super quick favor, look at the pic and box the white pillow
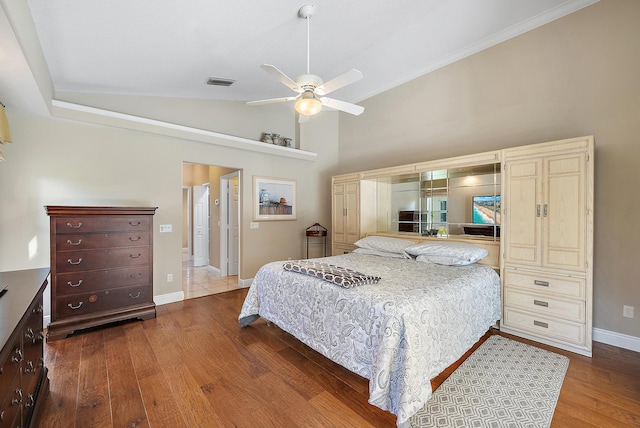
[354,236,417,254]
[405,241,488,265]
[352,247,410,258]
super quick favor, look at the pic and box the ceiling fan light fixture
[295,91,322,116]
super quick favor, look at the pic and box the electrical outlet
[167,273,173,283]
[623,305,634,319]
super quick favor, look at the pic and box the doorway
[182,163,242,299]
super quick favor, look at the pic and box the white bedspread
[238,253,501,426]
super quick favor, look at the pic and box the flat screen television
[472,195,501,225]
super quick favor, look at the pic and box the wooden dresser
[45,206,157,341]
[1,268,50,428]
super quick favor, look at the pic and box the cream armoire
[500,136,594,356]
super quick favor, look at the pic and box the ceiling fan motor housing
[296,73,323,91]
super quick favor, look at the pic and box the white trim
[239,278,253,288]
[593,328,640,353]
[154,291,185,306]
[51,100,318,161]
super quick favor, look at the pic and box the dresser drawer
[55,232,150,251]
[56,285,152,319]
[504,288,585,322]
[0,371,21,428]
[503,307,586,346]
[56,247,150,273]
[503,268,585,299]
[54,216,150,234]
[0,346,21,400]
[55,266,150,295]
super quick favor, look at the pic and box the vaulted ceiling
[1,1,597,116]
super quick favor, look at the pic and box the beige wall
[0,105,338,317]
[339,0,640,338]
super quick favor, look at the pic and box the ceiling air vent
[206,77,235,87]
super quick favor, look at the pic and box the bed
[238,236,501,426]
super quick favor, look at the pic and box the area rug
[410,335,569,428]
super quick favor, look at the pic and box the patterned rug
[410,335,569,428]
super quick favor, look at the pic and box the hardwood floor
[40,288,640,427]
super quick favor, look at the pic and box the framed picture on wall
[253,176,297,221]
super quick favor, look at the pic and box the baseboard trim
[593,328,640,353]
[154,291,185,306]
[238,278,253,288]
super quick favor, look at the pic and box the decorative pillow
[405,241,488,265]
[354,236,417,254]
[352,247,410,258]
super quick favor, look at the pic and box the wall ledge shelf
[51,100,318,161]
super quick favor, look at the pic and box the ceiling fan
[247,4,364,119]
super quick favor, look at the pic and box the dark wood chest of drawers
[46,206,157,341]
[1,268,50,428]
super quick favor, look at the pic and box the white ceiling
[2,0,596,114]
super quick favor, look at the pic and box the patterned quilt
[238,253,501,426]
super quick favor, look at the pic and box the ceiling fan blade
[246,96,297,106]
[315,69,363,96]
[320,97,365,116]
[261,64,302,93]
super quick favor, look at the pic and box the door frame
[220,170,241,277]
[182,185,192,259]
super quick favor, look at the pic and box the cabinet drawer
[55,266,150,295]
[55,232,150,251]
[504,288,585,322]
[0,346,21,400]
[503,268,585,299]
[503,307,585,346]
[0,370,21,428]
[56,247,150,273]
[54,216,150,234]
[56,285,152,319]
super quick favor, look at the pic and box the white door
[228,177,240,275]
[193,184,210,267]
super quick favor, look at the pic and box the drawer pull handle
[129,221,141,226]
[66,222,83,229]
[67,258,83,265]
[11,348,23,363]
[26,393,36,408]
[68,302,83,310]
[11,389,22,405]
[129,236,141,241]
[129,273,142,278]
[534,320,549,329]
[67,279,83,287]
[534,280,549,287]
[129,292,141,299]
[24,361,36,374]
[129,253,142,259]
[66,239,83,246]
[534,300,549,307]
